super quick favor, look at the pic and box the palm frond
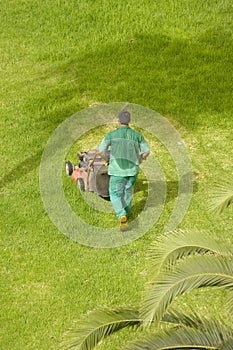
[208,180,233,215]
[221,337,233,350]
[226,291,233,313]
[162,310,233,337]
[60,307,141,350]
[162,308,208,328]
[147,230,232,277]
[128,319,233,350]
[141,255,233,327]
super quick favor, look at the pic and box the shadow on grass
[133,176,198,220]
[37,30,233,130]
[0,150,43,188]
[3,29,230,194]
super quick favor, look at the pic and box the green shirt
[99,126,150,176]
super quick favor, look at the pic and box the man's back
[97,110,150,229]
[99,125,149,176]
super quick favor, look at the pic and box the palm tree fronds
[221,336,233,350]
[141,255,233,327]
[208,181,233,215]
[162,308,207,328]
[162,310,233,339]
[226,292,233,313]
[61,307,141,350]
[128,319,233,350]
[147,230,232,277]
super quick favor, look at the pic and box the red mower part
[72,167,88,189]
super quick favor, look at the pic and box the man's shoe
[119,215,127,231]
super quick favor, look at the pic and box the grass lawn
[1,1,233,349]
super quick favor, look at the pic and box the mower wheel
[65,161,73,176]
[77,178,85,192]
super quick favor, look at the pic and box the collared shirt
[98,125,150,176]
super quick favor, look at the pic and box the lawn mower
[65,150,110,199]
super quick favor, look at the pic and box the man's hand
[96,150,109,162]
[140,151,150,162]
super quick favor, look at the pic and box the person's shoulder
[104,127,118,139]
[129,127,144,138]
[131,127,141,135]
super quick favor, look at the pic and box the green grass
[1,0,233,349]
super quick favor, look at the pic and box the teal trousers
[109,175,137,220]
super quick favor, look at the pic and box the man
[98,110,150,231]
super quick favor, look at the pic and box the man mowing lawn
[97,110,150,231]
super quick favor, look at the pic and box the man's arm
[95,150,109,162]
[97,134,111,162]
[139,136,150,162]
[140,150,150,162]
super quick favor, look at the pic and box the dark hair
[118,110,130,124]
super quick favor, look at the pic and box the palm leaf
[141,255,233,326]
[128,318,233,350]
[162,308,209,329]
[208,180,233,215]
[226,291,233,312]
[147,230,232,276]
[162,310,233,338]
[221,337,233,350]
[60,307,141,350]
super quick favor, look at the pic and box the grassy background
[1,1,233,349]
